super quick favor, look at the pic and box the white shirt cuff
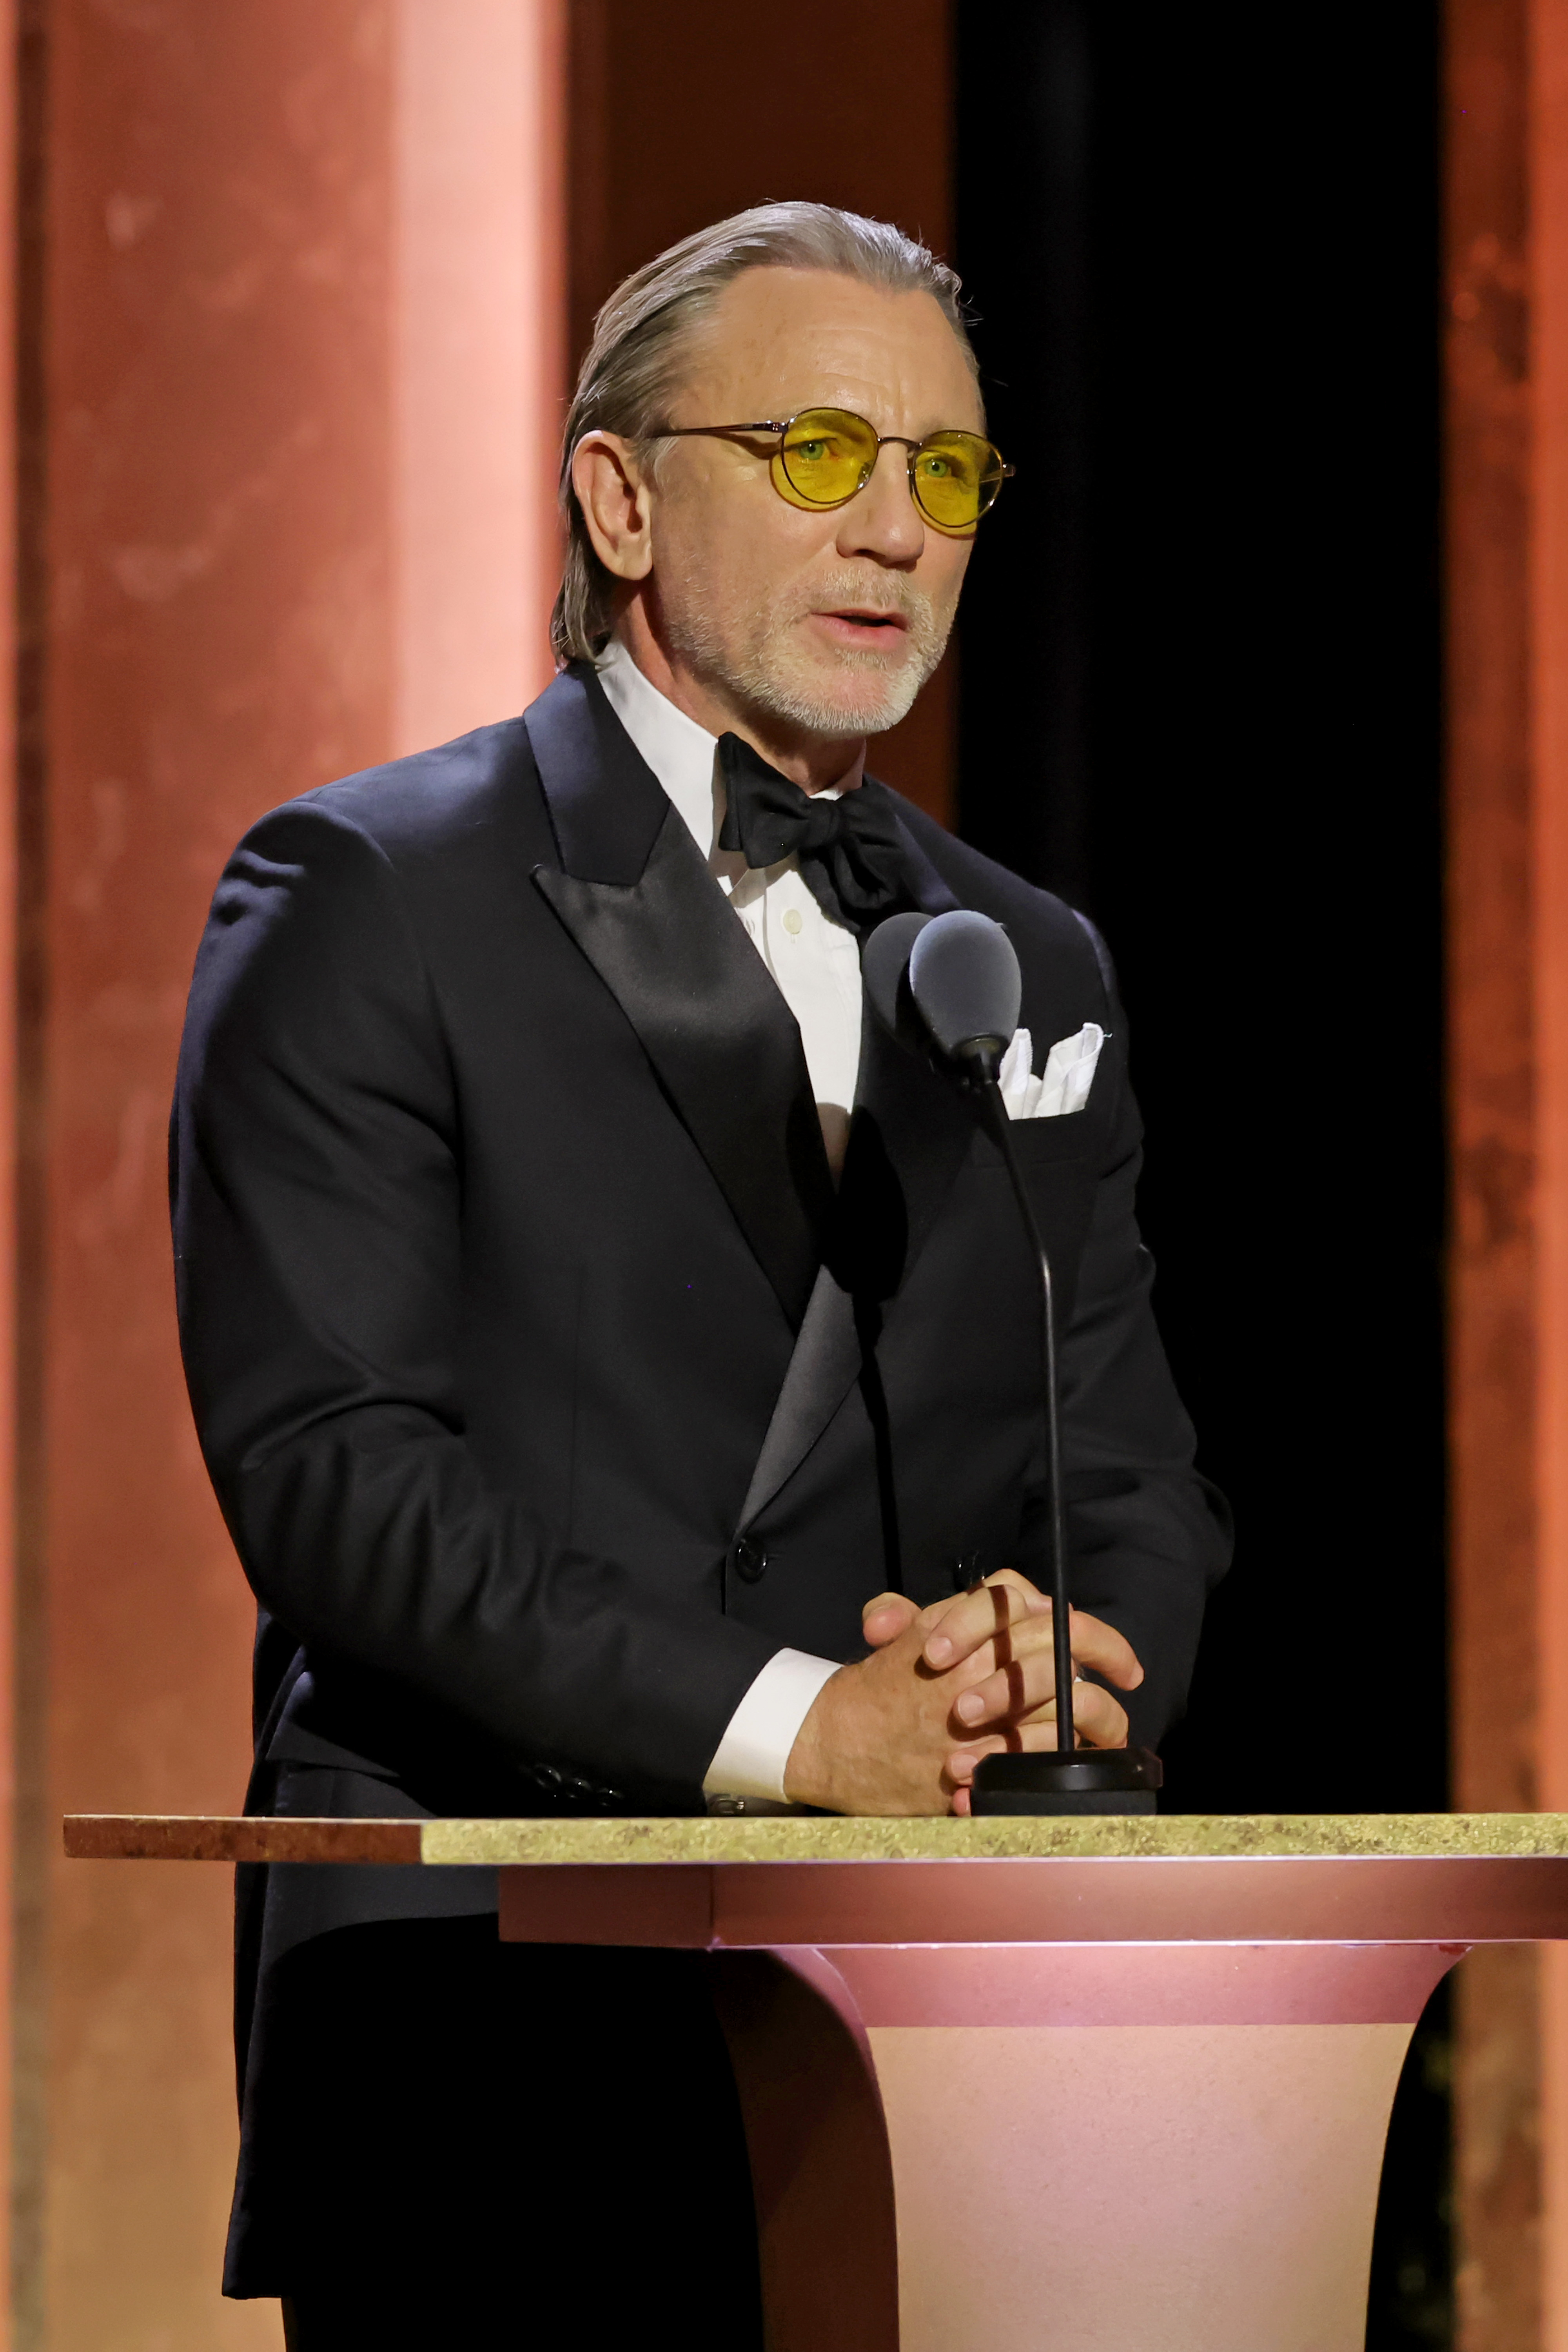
[702,1648,842,1802]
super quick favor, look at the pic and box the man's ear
[572,432,654,582]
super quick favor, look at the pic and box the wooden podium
[66,1812,1568,2352]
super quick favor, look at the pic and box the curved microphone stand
[869,909,1163,1815]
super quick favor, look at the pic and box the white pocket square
[997,1023,1105,1120]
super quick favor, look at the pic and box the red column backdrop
[7,5,952,2343]
[1447,3,1568,2348]
[21,2,562,2343]
[566,0,957,826]
[33,7,394,2343]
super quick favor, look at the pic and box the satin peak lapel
[735,1263,861,1530]
[526,666,832,1329]
[739,1028,978,1526]
[736,786,975,1521]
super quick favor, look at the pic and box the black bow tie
[716,733,914,931]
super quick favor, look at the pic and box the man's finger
[1040,1681,1129,1748]
[947,1643,1135,1740]
[947,1601,1144,1694]
[1013,1681,1129,1734]
[944,1695,1133,1788]
[1067,1610,1143,1690]
[862,1592,920,1649]
[922,1584,1144,1698]
[1004,1683,1132,1750]
[920,1570,1047,1669]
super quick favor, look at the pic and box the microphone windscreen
[908,910,1022,1058]
[862,911,932,1039]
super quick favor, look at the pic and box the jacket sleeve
[1017,1034,1233,1751]
[170,800,780,1797]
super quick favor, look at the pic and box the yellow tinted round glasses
[659,406,1014,531]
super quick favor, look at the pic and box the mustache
[780,569,940,637]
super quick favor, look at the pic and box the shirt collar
[595,635,722,858]
[594,634,858,864]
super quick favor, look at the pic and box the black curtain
[956,0,1445,1817]
[955,10,1448,2339]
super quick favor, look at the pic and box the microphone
[869,908,1162,1816]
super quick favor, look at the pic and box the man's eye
[920,454,953,479]
[797,439,828,461]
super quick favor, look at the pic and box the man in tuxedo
[172,200,1229,2346]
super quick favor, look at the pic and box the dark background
[954,5,1449,2339]
[956,0,1447,1813]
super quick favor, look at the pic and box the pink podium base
[728,1944,1449,2352]
[494,1855,1504,2352]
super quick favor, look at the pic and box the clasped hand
[782,1570,1143,1817]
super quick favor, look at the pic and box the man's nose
[835,441,924,564]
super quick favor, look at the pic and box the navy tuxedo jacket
[172,663,1230,1820]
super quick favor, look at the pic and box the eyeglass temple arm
[657,421,788,437]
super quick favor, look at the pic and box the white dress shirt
[593,641,1110,1800]
[595,636,845,1802]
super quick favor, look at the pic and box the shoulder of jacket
[875,783,1107,979]
[252,713,544,864]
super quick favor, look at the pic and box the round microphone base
[970,1748,1163,1817]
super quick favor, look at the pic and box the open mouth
[816,607,909,644]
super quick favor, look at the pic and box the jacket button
[731,1535,768,1584]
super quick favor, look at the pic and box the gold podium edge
[58,1810,1568,1866]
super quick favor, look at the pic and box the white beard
[661,564,951,741]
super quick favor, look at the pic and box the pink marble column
[1448,4,1568,2345]
[28,7,564,2344]
[390,0,565,748]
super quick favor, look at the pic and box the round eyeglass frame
[655,406,1014,530]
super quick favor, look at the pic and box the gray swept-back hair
[550,200,978,665]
